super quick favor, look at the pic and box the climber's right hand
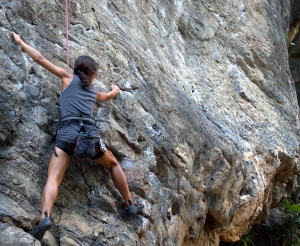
[12,32,22,44]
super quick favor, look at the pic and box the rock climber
[12,32,144,241]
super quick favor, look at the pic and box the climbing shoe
[31,211,52,241]
[125,199,144,215]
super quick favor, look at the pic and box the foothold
[214,53,221,63]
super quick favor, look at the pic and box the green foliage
[240,233,255,246]
[281,175,300,246]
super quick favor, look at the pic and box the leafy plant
[281,175,300,246]
[240,233,255,246]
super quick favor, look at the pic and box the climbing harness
[53,115,105,158]
[74,120,97,158]
[65,0,69,72]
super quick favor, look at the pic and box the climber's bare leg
[93,148,133,205]
[40,147,70,221]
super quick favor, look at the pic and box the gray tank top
[56,75,100,144]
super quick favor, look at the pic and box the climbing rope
[65,0,69,72]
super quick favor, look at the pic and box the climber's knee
[106,159,119,172]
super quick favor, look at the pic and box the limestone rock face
[0,0,299,245]
[0,223,41,246]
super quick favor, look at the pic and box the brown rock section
[0,0,299,245]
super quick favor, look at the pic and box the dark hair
[73,56,98,89]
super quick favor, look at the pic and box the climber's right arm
[96,85,120,102]
[12,32,72,82]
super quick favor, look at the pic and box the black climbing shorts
[55,139,106,159]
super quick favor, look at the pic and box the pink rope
[65,0,69,72]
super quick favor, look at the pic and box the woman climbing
[12,32,144,241]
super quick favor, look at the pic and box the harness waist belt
[61,117,96,124]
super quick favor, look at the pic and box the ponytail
[74,68,90,88]
[73,56,98,89]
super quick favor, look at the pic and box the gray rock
[0,0,299,245]
[42,231,59,246]
[0,225,41,246]
[60,236,80,246]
